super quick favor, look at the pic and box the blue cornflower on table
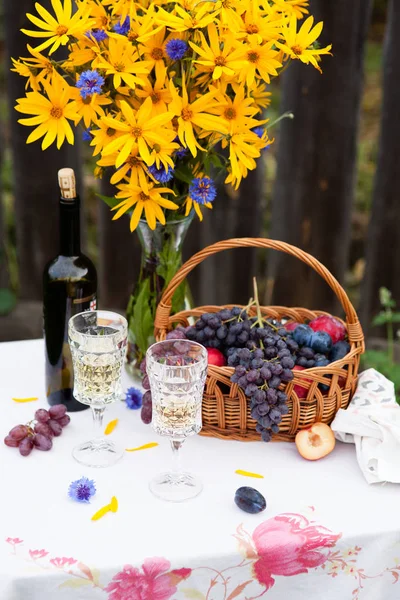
[68,477,96,503]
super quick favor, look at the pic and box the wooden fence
[1,0,399,341]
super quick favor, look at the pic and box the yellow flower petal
[125,442,159,452]
[12,397,38,403]
[235,470,264,479]
[91,505,111,522]
[104,419,118,435]
[109,496,118,513]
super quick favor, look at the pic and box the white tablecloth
[0,339,399,600]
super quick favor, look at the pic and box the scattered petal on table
[235,470,264,479]
[125,442,159,452]
[91,505,111,522]
[12,397,38,403]
[109,496,118,513]
[104,419,118,435]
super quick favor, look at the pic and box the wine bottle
[43,168,97,411]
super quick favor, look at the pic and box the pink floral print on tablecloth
[105,557,178,600]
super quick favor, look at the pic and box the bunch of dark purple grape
[139,327,188,425]
[4,405,71,456]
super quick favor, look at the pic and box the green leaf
[155,237,186,314]
[97,193,119,209]
[131,279,155,356]
[174,166,193,185]
[372,312,390,326]
[390,313,400,323]
[0,289,16,316]
[379,287,396,308]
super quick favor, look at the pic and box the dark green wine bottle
[43,168,97,411]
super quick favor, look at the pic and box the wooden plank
[98,173,141,310]
[360,0,400,333]
[4,0,82,301]
[267,0,373,316]
[184,166,265,307]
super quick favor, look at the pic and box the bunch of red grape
[4,405,71,457]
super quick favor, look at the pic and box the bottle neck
[59,197,81,256]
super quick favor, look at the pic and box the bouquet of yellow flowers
[14,0,331,232]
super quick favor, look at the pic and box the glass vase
[126,214,194,377]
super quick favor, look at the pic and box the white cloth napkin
[331,368,400,484]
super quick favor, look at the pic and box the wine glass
[68,310,127,468]
[146,339,208,502]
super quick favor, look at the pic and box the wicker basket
[154,238,364,442]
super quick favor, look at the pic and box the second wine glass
[146,339,208,502]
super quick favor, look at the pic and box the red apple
[293,365,312,399]
[295,423,336,460]
[206,347,226,367]
[309,315,346,345]
[284,321,300,332]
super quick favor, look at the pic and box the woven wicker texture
[154,238,364,442]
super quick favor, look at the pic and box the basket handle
[154,237,364,344]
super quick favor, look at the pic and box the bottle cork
[58,168,76,200]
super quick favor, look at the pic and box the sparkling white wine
[70,325,125,407]
[151,378,203,439]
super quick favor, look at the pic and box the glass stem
[92,407,105,439]
[171,439,185,475]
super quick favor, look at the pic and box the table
[0,339,399,600]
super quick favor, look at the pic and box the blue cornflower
[82,129,92,142]
[148,164,174,183]
[68,477,96,503]
[114,17,130,35]
[175,147,188,159]
[166,39,188,61]
[189,176,217,205]
[253,126,265,139]
[76,70,104,99]
[86,29,108,43]
[125,387,143,410]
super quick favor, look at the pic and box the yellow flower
[90,119,121,155]
[184,197,212,221]
[134,67,172,116]
[11,45,54,91]
[64,40,99,68]
[70,90,112,128]
[204,0,245,31]
[102,0,136,22]
[211,86,262,134]
[15,76,79,150]
[249,81,272,110]
[21,0,95,55]
[225,130,269,188]
[274,0,309,19]
[113,180,178,231]
[139,27,168,79]
[190,24,247,81]
[156,4,215,33]
[239,37,282,86]
[148,138,179,171]
[236,1,285,43]
[169,76,228,157]
[80,0,110,29]
[97,148,149,188]
[96,37,151,89]
[102,97,174,167]
[276,15,332,72]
